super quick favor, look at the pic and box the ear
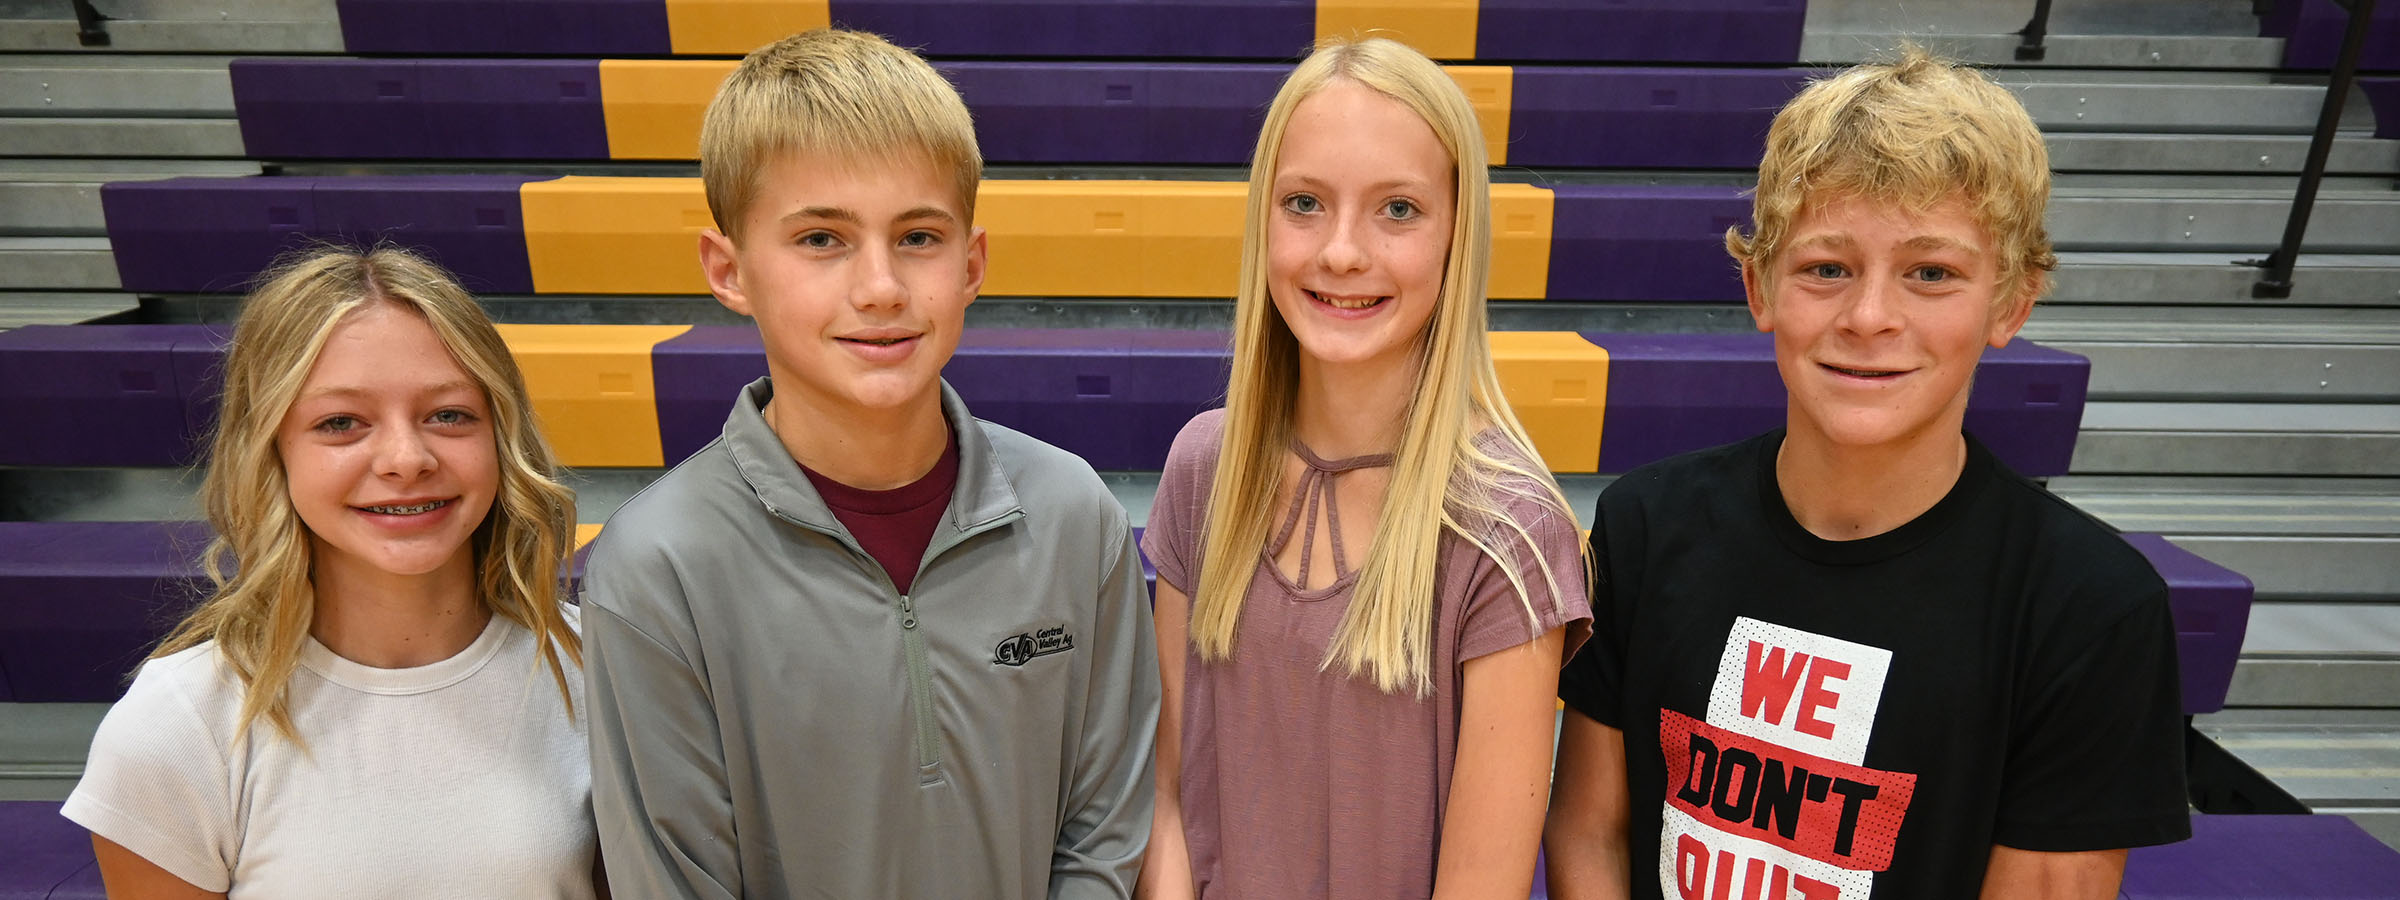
[1743,261,1774,333]
[699,228,752,317]
[961,225,988,306]
[1987,271,2040,348]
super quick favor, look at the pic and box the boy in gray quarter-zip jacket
[579,29,1159,900]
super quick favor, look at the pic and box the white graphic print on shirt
[1657,617,1918,899]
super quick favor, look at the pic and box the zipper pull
[897,594,918,629]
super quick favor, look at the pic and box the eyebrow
[297,380,481,403]
[1281,173,1434,195]
[779,205,959,227]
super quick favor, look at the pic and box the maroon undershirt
[797,429,960,596]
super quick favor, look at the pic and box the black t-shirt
[1559,430,2190,900]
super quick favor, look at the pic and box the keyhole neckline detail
[1267,439,1395,599]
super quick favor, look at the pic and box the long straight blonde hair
[1189,37,1584,696]
[151,246,582,747]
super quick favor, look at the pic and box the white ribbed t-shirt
[63,610,596,899]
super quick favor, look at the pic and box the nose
[854,244,909,310]
[1319,211,1369,275]
[373,424,438,480]
[1836,271,1904,337]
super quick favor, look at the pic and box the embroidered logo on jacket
[993,626,1075,666]
[1660,617,1918,899]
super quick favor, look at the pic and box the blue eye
[429,408,477,426]
[1281,193,1321,215]
[899,230,939,248]
[1808,262,1847,279]
[1383,199,1420,221]
[798,231,839,249]
[1911,265,1952,283]
[314,415,358,434]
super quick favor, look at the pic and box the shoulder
[1982,461,2169,622]
[587,441,746,566]
[1596,431,1769,523]
[1163,408,1227,474]
[974,418,1129,532]
[87,642,239,763]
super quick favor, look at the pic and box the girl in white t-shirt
[64,246,598,900]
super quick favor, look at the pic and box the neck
[1292,347,1420,459]
[765,377,950,490]
[1774,418,1968,541]
[308,543,488,669]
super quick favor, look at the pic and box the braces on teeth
[363,500,448,515]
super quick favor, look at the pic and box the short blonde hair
[699,28,982,241]
[1727,45,2056,304]
[154,245,581,748]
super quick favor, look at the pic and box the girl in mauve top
[1138,37,1594,900]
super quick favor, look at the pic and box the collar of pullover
[721,377,1023,544]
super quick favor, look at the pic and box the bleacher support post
[2015,0,2055,61]
[2186,721,2313,815]
[2251,0,2377,299]
[71,0,109,46]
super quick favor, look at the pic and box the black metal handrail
[2251,0,2379,299]
[2016,0,2057,61]
[72,0,109,47]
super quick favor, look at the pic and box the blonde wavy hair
[1727,44,2057,305]
[1189,37,1584,696]
[700,27,982,240]
[152,246,581,747]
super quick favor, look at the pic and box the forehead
[1274,80,1451,188]
[1780,192,1994,257]
[749,148,967,218]
[298,303,474,392]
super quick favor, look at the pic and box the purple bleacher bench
[1585,332,2092,479]
[2262,0,2400,72]
[2122,535,2253,716]
[226,60,1805,166]
[0,522,210,703]
[0,801,100,900]
[231,59,610,160]
[335,0,1809,61]
[0,327,2087,477]
[100,176,543,296]
[1548,185,1752,303]
[2122,814,2400,898]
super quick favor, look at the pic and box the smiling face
[701,150,985,422]
[1265,78,1455,376]
[1749,193,2035,455]
[276,302,499,584]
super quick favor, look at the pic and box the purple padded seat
[1548,185,1751,303]
[944,328,1227,471]
[230,59,432,158]
[829,0,1315,59]
[0,325,225,468]
[335,0,670,55]
[649,327,1227,471]
[0,801,98,900]
[1582,332,2090,478]
[234,60,609,160]
[102,177,322,295]
[1508,68,1808,169]
[2122,534,2254,715]
[941,62,1284,164]
[0,521,210,703]
[309,175,544,295]
[2122,814,2400,898]
[102,176,544,296]
[2362,79,2400,140]
[2273,0,2400,71]
[1477,0,1806,64]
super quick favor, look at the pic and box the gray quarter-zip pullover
[583,377,1158,899]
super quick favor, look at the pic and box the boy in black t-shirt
[1543,48,2189,900]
